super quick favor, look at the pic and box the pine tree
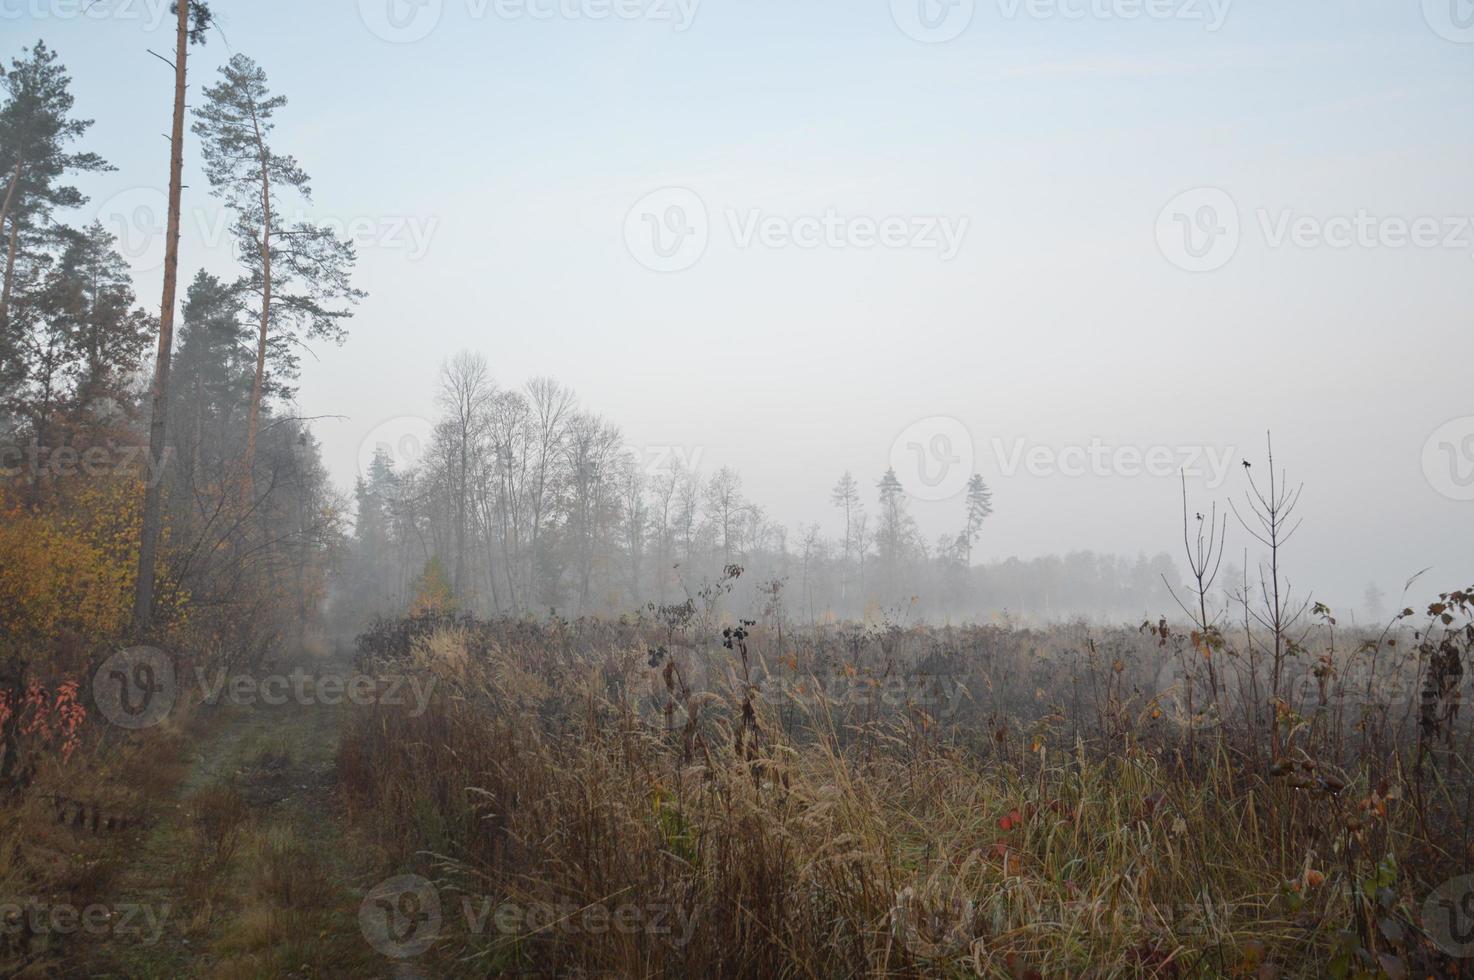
[172,270,251,491]
[875,468,914,596]
[1362,582,1386,623]
[45,222,153,416]
[192,52,362,501]
[0,223,150,455]
[961,473,994,566]
[830,470,860,602]
[0,40,112,328]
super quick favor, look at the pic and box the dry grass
[336,612,1474,978]
[0,703,193,976]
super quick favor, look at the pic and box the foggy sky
[25,0,1474,614]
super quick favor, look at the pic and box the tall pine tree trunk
[132,0,191,634]
[0,219,18,328]
[0,162,20,236]
[0,161,20,328]
[240,122,272,505]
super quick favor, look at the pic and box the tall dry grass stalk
[339,606,1474,977]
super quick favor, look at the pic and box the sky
[12,0,1474,614]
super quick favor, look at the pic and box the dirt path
[79,659,401,979]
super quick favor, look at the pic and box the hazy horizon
[26,0,1474,613]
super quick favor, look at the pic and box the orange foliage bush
[1,678,86,762]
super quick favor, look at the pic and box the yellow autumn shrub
[0,477,163,651]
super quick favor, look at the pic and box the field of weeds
[338,586,1474,978]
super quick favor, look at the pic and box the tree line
[340,351,1180,624]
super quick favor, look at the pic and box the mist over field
[2,1,1472,976]
[17,0,1472,618]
